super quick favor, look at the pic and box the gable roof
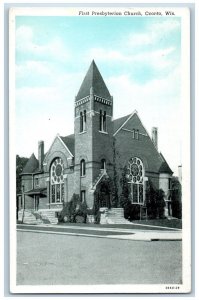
[159,153,173,174]
[21,153,39,174]
[113,114,131,133]
[59,134,75,156]
[113,111,139,136]
[76,60,112,101]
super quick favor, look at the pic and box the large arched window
[50,158,64,203]
[80,159,86,177]
[127,157,144,204]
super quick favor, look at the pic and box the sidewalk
[17,223,182,242]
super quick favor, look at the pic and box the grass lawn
[57,218,182,230]
[132,218,182,229]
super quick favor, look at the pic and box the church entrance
[96,178,111,209]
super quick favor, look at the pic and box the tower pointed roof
[76,60,112,101]
[21,153,39,174]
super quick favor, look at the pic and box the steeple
[76,60,112,101]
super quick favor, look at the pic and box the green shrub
[171,177,182,219]
[119,166,131,208]
[59,193,88,223]
[124,203,140,220]
[145,181,165,219]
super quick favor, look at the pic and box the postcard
[9,6,191,294]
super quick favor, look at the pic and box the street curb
[17,228,182,242]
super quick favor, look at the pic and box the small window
[99,110,103,131]
[80,159,86,176]
[83,110,86,131]
[35,178,39,187]
[80,112,83,132]
[81,190,86,203]
[132,129,139,139]
[135,130,139,140]
[101,159,106,170]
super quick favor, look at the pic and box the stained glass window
[127,157,144,204]
[51,185,55,203]
[50,158,64,203]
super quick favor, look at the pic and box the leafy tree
[96,176,112,209]
[171,177,182,219]
[92,192,101,224]
[119,166,131,208]
[58,193,88,223]
[145,180,165,219]
[111,137,119,207]
[156,189,166,219]
[16,155,28,194]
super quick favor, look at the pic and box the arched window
[127,157,144,204]
[50,158,64,203]
[101,159,106,170]
[99,110,107,132]
[80,110,86,133]
[80,159,86,176]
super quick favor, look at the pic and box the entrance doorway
[96,178,111,209]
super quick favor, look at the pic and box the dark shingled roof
[60,134,75,156]
[159,153,173,174]
[76,60,112,101]
[113,114,131,133]
[21,153,39,174]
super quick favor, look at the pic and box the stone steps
[38,210,58,224]
[18,210,43,224]
[100,208,131,225]
[18,209,59,225]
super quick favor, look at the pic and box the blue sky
[15,15,181,175]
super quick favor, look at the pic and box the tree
[171,177,182,219]
[59,193,88,223]
[16,155,28,194]
[145,180,165,219]
[156,189,166,219]
[111,137,119,207]
[96,176,112,209]
[119,166,131,208]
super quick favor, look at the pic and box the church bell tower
[74,60,114,207]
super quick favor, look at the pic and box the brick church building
[18,60,173,222]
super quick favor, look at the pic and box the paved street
[17,230,182,285]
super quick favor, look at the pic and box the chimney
[38,140,44,170]
[152,127,158,149]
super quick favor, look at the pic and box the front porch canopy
[24,188,47,197]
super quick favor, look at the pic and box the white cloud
[87,46,177,72]
[128,19,180,48]
[16,25,70,63]
[107,66,181,175]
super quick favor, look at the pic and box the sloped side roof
[60,134,75,156]
[21,153,39,174]
[159,153,173,174]
[76,60,112,101]
[25,187,47,195]
[113,114,131,133]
